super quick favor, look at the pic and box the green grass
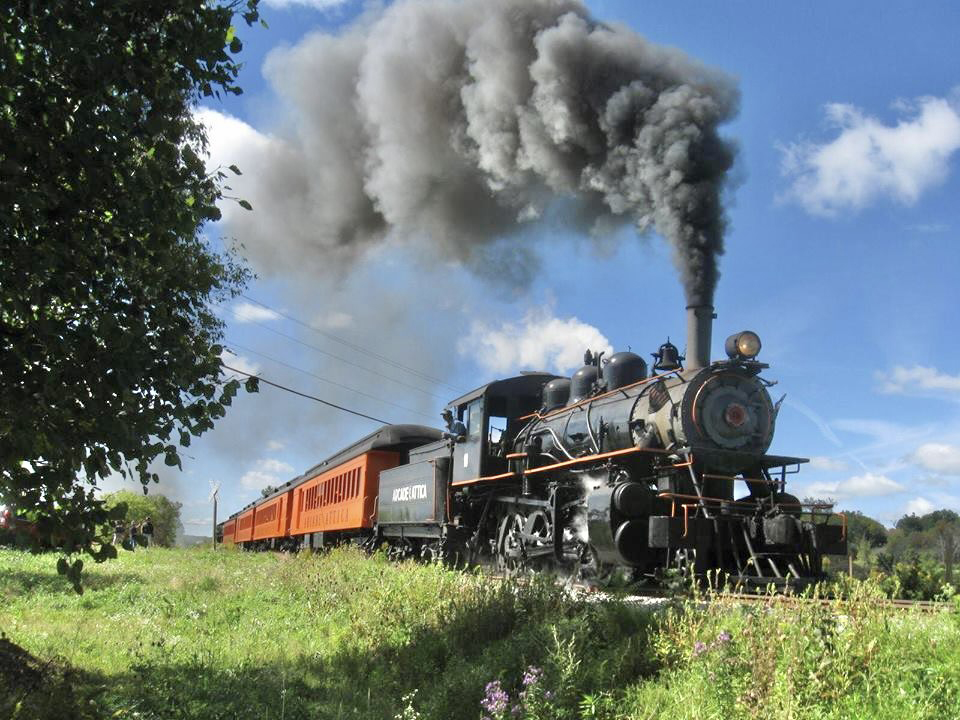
[1,547,959,720]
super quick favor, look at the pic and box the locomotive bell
[651,340,683,372]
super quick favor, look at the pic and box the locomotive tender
[220,305,846,585]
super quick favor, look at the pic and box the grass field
[2,547,960,720]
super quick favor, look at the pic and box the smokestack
[686,304,715,370]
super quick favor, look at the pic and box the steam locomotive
[219,304,846,586]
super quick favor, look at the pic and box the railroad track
[485,573,954,613]
[711,592,952,613]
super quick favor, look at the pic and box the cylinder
[614,519,648,566]
[686,305,715,370]
[612,482,652,518]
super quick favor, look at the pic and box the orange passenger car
[252,491,293,542]
[235,507,255,544]
[221,517,237,545]
[220,425,444,550]
[290,450,400,536]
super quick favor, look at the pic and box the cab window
[466,400,483,441]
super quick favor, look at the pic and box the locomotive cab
[446,373,560,485]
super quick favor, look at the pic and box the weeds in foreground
[1,547,959,720]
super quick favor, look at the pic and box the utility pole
[209,481,221,550]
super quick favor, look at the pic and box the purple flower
[522,666,543,687]
[717,631,732,644]
[481,680,510,716]
[693,641,708,656]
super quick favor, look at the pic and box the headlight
[725,331,762,360]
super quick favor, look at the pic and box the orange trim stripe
[451,471,518,487]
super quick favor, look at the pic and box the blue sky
[110,0,960,533]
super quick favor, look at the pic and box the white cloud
[805,472,904,500]
[876,365,960,395]
[262,0,352,9]
[842,473,905,496]
[233,301,281,324]
[240,458,295,490]
[259,458,295,474]
[911,443,960,475]
[193,108,286,227]
[220,350,260,377]
[459,307,613,375]
[313,310,353,330]
[239,470,278,491]
[183,516,213,526]
[780,94,960,216]
[267,440,286,451]
[809,456,850,472]
[904,496,935,516]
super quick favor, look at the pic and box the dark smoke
[239,0,738,305]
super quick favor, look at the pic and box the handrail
[516,369,683,422]
[523,446,668,475]
[450,445,669,486]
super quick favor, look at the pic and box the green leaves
[56,557,84,594]
[237,199,253,211]
[244,376,260,393]
[0,0,262,588]
[163,448,182,468]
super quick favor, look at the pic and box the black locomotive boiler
[223,304,846,587]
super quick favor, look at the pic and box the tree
[0,1,262,584]
[843,511,888,562]
[890,510,960,584]
[102,491,183,547]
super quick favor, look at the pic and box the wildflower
[522,666,543,687]
[693,641,707,656]
[481,680,510,717]
[717,631,732,644]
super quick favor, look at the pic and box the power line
[238,293,464,393]
[224,342,437,421]
[216,300,447,401]
[221,363,390,425]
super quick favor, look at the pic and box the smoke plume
[218,0,738,305]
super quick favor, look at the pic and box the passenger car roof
[253,424,443,505]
